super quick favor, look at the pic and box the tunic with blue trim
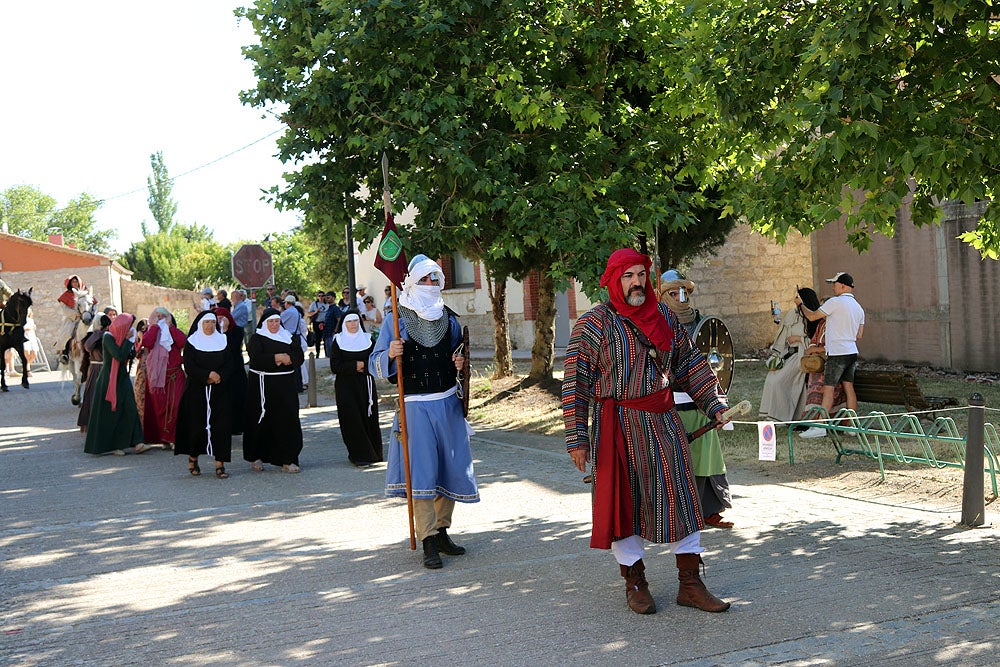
[369,311,479,503]
[562,303,726,544]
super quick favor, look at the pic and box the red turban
[599,248,672,352]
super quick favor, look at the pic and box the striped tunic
[563,303,727,544]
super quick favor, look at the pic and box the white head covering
[152,307,173,351]
[334,313,372,352]
[256,312,292,344]
[187,313,228,352]
[399,254,445,321]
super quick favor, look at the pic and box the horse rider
[55,275,94,365]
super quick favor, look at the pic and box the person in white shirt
[199,287,216,312]
[794,272,865,438]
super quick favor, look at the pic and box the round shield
[692,316,735,394]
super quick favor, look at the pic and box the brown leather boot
[675,553,730,612]
[619,559,657,614]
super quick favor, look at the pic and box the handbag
[765,353,784,371]
[800,352,826,374]
[306,330,316,347]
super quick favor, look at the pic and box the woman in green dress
[84,313,147,456]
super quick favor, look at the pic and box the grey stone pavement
[1,369,999,667]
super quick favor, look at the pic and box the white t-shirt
[819,293,865,356]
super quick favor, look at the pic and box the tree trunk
[528,268,556,383]
[485,269,513,378]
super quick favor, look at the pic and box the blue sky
[0,1,301,254]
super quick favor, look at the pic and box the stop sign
[231,244,273,289]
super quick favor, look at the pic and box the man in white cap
[370,254,479,569]
[658,269,734,529]
[795,272,865,437]
[280,293,307,391]
[199,287,216,313]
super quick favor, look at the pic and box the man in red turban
[563,248,733,615]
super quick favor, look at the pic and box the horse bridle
[0,295,29,334]
[78,295,97,326]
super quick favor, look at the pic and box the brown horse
[1,289,33,392]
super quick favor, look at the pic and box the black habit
[329,339,383,465]
[174,343,235,462]
[243,332,304,466]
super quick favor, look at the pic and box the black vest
[402,331,457,395]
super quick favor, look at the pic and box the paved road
[1,371,998,666]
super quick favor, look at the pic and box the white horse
[52,288,97,405]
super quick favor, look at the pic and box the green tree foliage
[238,0,735,379]
[147,151,177,233]
[686,0,1000,255]
[0,185,115,254]
[122,153,231,289]
[268,228,327,298]
[122,226,230,290]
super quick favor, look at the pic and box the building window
[450,253,476,289]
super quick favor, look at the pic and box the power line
[1,129,285,224]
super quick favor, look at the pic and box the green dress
[84,335,144,454]
[682,410,727,476]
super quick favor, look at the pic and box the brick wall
[812,200,999,371]
[522,270,540,321]
[947,204,1000,371]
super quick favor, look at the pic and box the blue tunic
[370,312,479,502]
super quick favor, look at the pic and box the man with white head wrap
[370,254,479,569]
[658,269,734,530]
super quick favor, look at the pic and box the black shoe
[422,536,443,569]
[436,527,466,556]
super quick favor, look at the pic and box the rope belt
[249,368,294,424]
[204,385,214,457]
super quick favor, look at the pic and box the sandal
[251,460,264,472]
[134,443,152,454]
[215,464,229,479]
[188,457,201,476]
[281,463,300,473]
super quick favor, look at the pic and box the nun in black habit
[243,308,304,473]
[328,313,383,466]
[213,307,248,436]
[175,310,235,478]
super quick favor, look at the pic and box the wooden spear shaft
[390,284,416,550]
[383,152,416,550]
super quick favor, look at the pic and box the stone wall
[678,224,814,355]
[3,266,120,368]
[121,281,202,332]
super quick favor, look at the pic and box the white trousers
[611,532,703,566]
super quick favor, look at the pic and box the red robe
[141,326,187,444]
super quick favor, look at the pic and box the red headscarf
[57,275,85,309]
[213,307,237,335]
[599,248,672,352]
[104,313,133,411]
